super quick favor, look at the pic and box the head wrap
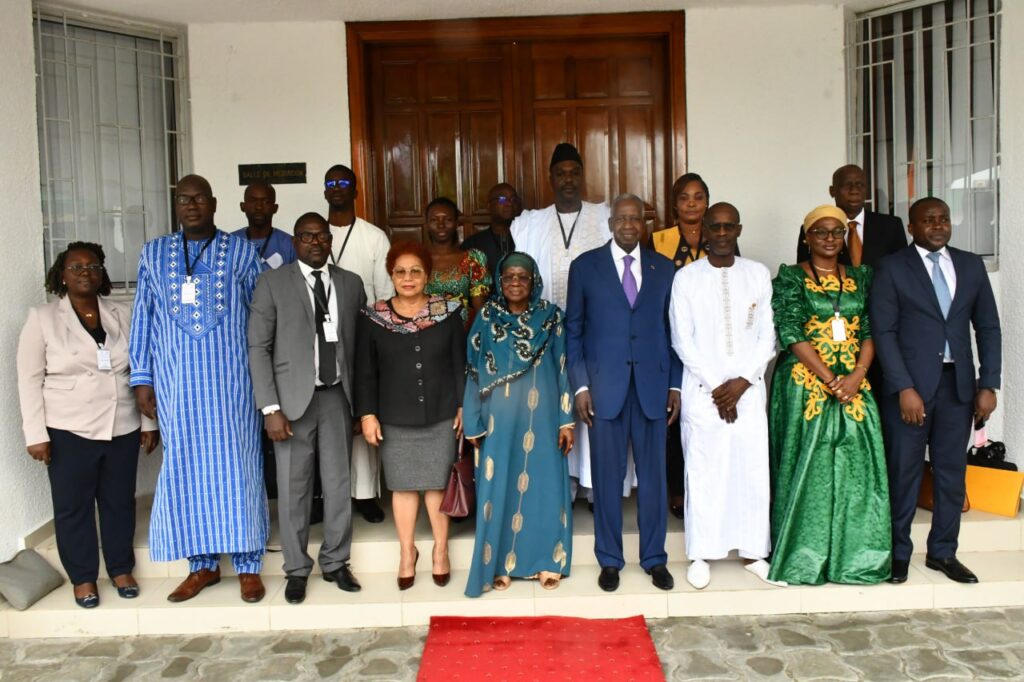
[467,252,561,397]
[549,142,583,169]
[803,204,849,231]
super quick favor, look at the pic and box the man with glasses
[461,183,521,276]
[129,174,269,604]
[232,182,296,271]
[248,212,367,603]
[668,203,780,590]
[323,164,394,524]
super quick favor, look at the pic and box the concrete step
[6,551,1024,639]
[33,499,1024,579]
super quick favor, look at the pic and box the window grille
[34,5,191,289]
[846,0,1000,256]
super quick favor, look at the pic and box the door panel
[363,19,677,241]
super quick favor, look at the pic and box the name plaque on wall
[238,163,306,185]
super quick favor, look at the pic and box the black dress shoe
[925,556,979,584]
[646,564,675,591]
[669,505,685,520]
[889,559,909,584]
[598,566,620,592]
[354,498,385,524]
[284,576,308,604]
[323,564,362,592]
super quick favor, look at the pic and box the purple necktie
[622,254,638,306]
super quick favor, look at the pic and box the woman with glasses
[767,206,891,585]
[422,197,490,328]
[355,241,466,590]
[463,253,575,596]
[16,242,160,608]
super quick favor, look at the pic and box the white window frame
[33,3,192,292]
[845,0,1000,260]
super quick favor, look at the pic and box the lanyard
[306,271,333,316]
[809,264,843,317]
[246,228,273,260]
[557,211,581,250]
[182,233,216,279]
[329,220,356,265]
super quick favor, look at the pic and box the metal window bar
[32,4,191,291]
[845,0,1000,257]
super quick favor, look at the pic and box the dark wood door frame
[346,11,687,225]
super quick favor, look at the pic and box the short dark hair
[46,241,113,297]
[909,196,948,224]
[425,196,461,221]
[325,164,356,185]
[294,211,329,230]
[386,240,433,280]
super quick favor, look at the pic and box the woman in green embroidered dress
[767,205,891,585]
[463,253,575,597]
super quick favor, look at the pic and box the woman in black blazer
[356,241,466,590]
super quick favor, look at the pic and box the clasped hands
[826,373,862,406]
[710,378,751,424]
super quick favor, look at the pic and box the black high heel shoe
[398,548,419,591]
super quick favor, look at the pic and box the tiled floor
[2,607,1023,680]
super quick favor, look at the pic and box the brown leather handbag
[441,439,475,518]
[917,465,970,512]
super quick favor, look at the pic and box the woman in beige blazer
[17,242,159,609]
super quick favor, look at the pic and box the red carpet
[417,615,665,681]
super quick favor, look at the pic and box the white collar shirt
[297,260,341,386]
[610,240,643,291]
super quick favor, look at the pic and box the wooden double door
[348,13,687,242]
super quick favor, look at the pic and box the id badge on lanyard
[97,344,112,371]
[830,314,847,342]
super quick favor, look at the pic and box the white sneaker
[744,559,787,587]
[687,560,711,589]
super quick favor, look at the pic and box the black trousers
[666,427,684,502]
[883,366,973,562]
[47,428,140,585]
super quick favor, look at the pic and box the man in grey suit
[248,212,367,604]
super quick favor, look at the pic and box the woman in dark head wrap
[463,252,575,596]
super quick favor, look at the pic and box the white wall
[686,5,846,269]
[0,0,52,560]
[188,21,351,234]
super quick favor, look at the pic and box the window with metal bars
[846,0,999,257]
[34,7,190,290]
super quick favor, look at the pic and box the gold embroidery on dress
[522,431,535,453]
[561,392,571,414]
[485,457,495,481]
[517,472,530,493]
[505,551,517,572]
[511,512,523,532]
[552,541,567,569]
[483,500,493,522]
[487,414,495,436]
[803,273,858,295]
[483,542,492,565]
[527,387,540,410]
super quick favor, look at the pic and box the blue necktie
[927,251,952,360]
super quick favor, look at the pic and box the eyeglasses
[295,232,333,244]
[65,264,104,273]
[807,227,847,240]
[500,273,533,284]
[175,193,212,206]
[324,179,354,190]
[393,267,426,279]
[490,195,517,205]
[706,222,740,232]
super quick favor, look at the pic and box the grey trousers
[275,385,353,577]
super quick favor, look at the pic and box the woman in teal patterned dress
[423,197,490,328]
[463,253,576,597]
[767,205,891,585]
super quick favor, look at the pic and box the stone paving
[2,607,1024,680]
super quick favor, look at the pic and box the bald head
[703,202,740,226]
[243,182,276,203]
[177,174,213,196]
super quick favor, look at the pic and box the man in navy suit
[566,193,681,592]
[870,197,1001,585]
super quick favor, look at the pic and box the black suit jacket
[869,245,1001,404]
[795,210,907,267]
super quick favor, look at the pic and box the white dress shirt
[611,240,643,290]
[329,217,395,302]
[298,260,341,387]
